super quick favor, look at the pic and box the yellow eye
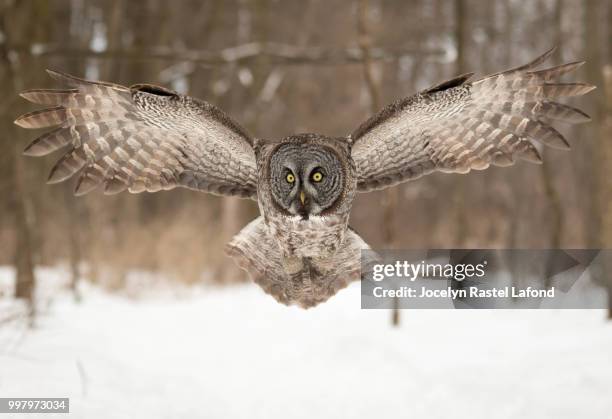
[312,171,323,182]
[286,173,295,183]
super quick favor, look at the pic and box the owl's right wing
[350,48,595,192]
[15,70,258,199]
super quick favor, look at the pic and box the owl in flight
[16,48,594,308]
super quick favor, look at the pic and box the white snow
[1,266,611,419]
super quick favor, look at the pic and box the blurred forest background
[0,0,611,301]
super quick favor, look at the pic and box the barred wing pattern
[351,48,595,192]
[15,71,258,198]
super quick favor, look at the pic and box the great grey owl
[16,48,594,308]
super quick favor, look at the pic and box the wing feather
[16,70,258,199]
[351,48,595,192]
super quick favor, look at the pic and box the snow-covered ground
[0,266,611,419]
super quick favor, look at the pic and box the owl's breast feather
[266,213,349,259]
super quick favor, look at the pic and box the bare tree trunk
[453,0,469,247]
[600,66,612,319]
[503,1,522,256]
[218,198,244,282]
[219,0,253,282]
[584,0,611,318]
[357,0,401,326]
[64,187,82,301]
[13,137,36,322]
[107,0,124,77]
[542,0,565,286]
[1,9,36,323]
[584,0,605,249]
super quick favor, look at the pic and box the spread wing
[15,70,258,199]
[350,48,595,192]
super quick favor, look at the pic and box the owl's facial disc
[270,144,343,219]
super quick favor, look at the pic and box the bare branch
[7,41,446,68]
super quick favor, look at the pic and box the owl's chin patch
[288,202,324,220]
[287,202,310,220]
[296,207,309,220]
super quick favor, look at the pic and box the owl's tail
[225,217,376,308]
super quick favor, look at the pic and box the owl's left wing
[350,48,595,192]
[16,70,258,198]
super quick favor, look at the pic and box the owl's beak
[295,189,309,219]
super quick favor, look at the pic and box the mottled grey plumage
[227,217,376,308]
[16,48,594,308]
[351,48,594,191]
[17,71,258,198]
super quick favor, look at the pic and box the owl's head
[260,134,353,219]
